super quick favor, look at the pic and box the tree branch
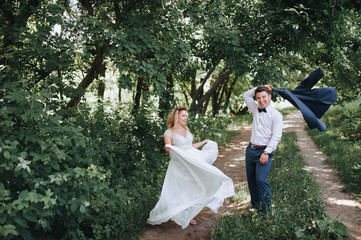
[189,69,232,113]
[189,60,220,111]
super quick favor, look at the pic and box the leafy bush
[0,81,167,239]
[211,133,350,240]
[188,113,237,146]
[0,79,239,239]
[307,100,361,194]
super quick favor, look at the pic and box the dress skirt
[147,141,235,229]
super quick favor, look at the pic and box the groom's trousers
[246,144,273,214]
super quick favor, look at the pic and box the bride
[147,107,235,229]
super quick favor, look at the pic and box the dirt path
[140,111,361,240]
[139,125,252,240]
[284,111,361,240]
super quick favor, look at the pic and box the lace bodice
[164,129,193,149]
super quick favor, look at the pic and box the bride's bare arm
[164,135,172,153]
[192,139,209,149]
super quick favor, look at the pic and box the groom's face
[256,91,271,109]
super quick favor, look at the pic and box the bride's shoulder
[164,129,174,137]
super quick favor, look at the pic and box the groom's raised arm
[243,87,258,113]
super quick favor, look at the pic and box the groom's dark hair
[255,86,271,95]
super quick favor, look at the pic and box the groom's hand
[260,153,269,164]
[266,84,273,91]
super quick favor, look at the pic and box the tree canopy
[1,0,360,116]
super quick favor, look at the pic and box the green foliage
[295,217,350,240]
[188,113,236,147]
[307,100,361,194]
[211,133,350,240]
[0,78,240,239]
[1,0,360,238]
[0,78,167,239]
[1,0,360,115]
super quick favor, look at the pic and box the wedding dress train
[147,130,235,229]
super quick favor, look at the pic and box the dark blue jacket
[273,68,337,132]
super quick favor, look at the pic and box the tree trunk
[201,93,212,114]
[189,69,232,114]
[65,0,109,111]
[142,82,149,105]
[189,62,219,113]
[58,69,64,100]
[97,80,105,102]
[212,73,232,116]
[190,71,197,98]
[223,75,238,111]
[181,81,190,106]
[159,74,174,119]
[133,76,144,112]
[65,50,107,110]
[211,80,225,116]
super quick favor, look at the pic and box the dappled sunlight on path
[215,125,251,184]
[284,111,361,240]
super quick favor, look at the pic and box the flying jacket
[273,68,337,132]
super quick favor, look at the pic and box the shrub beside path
[140,111,361,240]
[284,111,361,240]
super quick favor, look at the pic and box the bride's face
[178,110,188,126]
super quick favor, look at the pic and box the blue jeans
[246,144,273,214]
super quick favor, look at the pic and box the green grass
[210,132,350,240]
[277,106,298,116]
[306,100,361,195]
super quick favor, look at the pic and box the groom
[243,85,283,214]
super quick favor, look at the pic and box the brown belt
[250,143,267,150]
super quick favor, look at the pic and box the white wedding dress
[147,129,235,229]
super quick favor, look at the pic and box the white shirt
[243,87,283,153]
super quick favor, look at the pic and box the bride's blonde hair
[167,107,188,130]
